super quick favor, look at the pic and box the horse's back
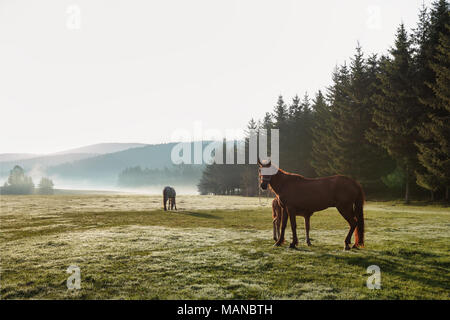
[163,186,176,198]
[280,174,360,211]
[330,175,362,204]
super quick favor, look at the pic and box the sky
[0,0,434,154]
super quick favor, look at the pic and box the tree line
[1,165,54,195]
[118,163,204,187]
[198,0,450,202]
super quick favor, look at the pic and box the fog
[0,174,200,195]
[54,179,200,195]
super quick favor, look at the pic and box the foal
[272,199,312,245]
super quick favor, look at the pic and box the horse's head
[258,158,273,190]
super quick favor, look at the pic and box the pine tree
[330,45,366,178]
[315,64,352,176]
[415,0,450,200]
[364,54,397,184]
[319,45,395,188]
[311,90,335,176]
[283,96,302,172]
[260,112,274,132]
[269,95,286,166]
[297,92,315,176]
[368,24,423,203]
[197,162,220,195]
[413,2,438,198]
[239,119,259,196]
[272,95,288,125]
[288,95,301,118]
[322,61,354,177]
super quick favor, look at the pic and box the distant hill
[46,143,180,184]
[0,153,39,162]
[1,142,209,189]
[0,153,98,176]
[0,143,149,177]
[53,143,148,155]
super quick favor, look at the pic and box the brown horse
[259,159,364,250]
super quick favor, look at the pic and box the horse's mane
[277,168,306,179]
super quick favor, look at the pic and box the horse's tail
[354,183,365,248]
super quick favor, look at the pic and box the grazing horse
[163,186,177,211]
[259,159,364,250]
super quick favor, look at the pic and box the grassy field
[0,195,449,299]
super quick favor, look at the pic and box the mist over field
[0,173,200,195]
[0,142,205,195]
[52,181,200,195]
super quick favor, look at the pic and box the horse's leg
[272,202,280,242]
[273,219,278,242]
[274,206,288,246]
[337,204,357,250]
[272,202,278,242]
[273,216,281,242]
[276,217,281,242]
[304,214,312,246]
[287,207,298,248]
[174,198,177,210]
[163,196,167,211]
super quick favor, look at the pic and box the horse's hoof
[306,241,312,246]
[352,244,360,250]
[273,242,282,247]
[289,243,296,249]
[344,245,351,251]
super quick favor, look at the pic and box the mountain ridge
[1,142,209,189]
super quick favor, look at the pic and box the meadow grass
[0,195,449,299]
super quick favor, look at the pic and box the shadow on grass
[268,240,449,292]
[326,250,449,290]
[173,211,222,220]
